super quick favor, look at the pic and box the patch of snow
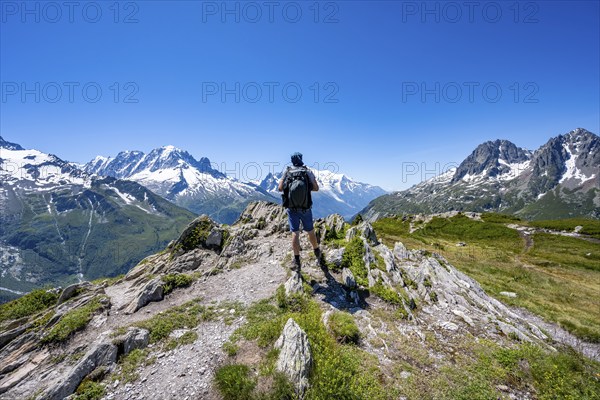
[559,144,595,184]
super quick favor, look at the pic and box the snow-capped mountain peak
[362,128,600,221]
[259,167,386,219]
[452,139,532,183]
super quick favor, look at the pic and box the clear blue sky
[1,0,598,191]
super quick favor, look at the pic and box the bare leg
[291,231,301,255]
[306,229,319,250]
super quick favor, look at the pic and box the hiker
[278,152,323,272]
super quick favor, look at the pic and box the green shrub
[73,380,105,400]
[223,341,239,357]
[162,273,194,295]
[340,236,368,285]
[215,364,257,400]
[42,297,106,343]
[0,288,59,323]
[370,281,403,305]
[275,285,307,313]
[328,311,360,345]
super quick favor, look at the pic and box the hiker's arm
[278,170,287,192]
[309,171,319,192]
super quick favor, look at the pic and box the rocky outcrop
[346,222,379,245]
[58,282,92,304]
[40,340,118,400]
[284,272,304,296]
[124,278,164,314]
[274,318,312,396]
[113,327,150,356]
[171,215,227,254]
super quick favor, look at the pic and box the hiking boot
[291,257,301,272]
[314,248,327,271]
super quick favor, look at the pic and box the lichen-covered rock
[274,318,312,396]
[393,242,410,260]
[327,248,344,268]
[237,201,288,233]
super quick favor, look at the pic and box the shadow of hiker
[305,265,370,315]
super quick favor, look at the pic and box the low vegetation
[340,236,369,286]
[0,288,58,323]
[373,214,600,342]
[327,311,360,345]
[42,296,107,343]
[162,273,194,295]
[133,298,216,343]
[224,293,390,399]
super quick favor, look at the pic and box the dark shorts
[287,208,314,232]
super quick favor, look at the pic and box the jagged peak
[0,136,25,151]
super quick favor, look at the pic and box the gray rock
[341,268,356,289]
[205,228,224,249]
[125,278,164,314]
[221,234,245,257]
[40,340,118,400]
[0,323,31,351]
[499,291,517,298]
[346,222,379,245]
[327,248,344,268]
[393,242,410,260]
[274,318,312,396]
[114,327,150,356]
[58,282,92,304]
[284,272,304,296]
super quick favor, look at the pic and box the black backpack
[282,166,312,210]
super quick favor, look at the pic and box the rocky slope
[0,137,195,299]
[362,128,600,221]
[1,201,597,399]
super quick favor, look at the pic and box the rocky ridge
[0,201,598,399]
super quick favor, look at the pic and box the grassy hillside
[373,214,600,342]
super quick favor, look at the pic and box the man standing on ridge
[278,152,323,272]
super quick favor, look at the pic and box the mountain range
[0,137,195,300]
[361,128,600,220]
[84,148,386,222]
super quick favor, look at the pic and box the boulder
[57,282,92,304]
[284,272,304,296]
[125,278,164,314]
[327,248,344,268]
[393,242,410,260]
[113,327,150,356]
[274,318,312,396]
